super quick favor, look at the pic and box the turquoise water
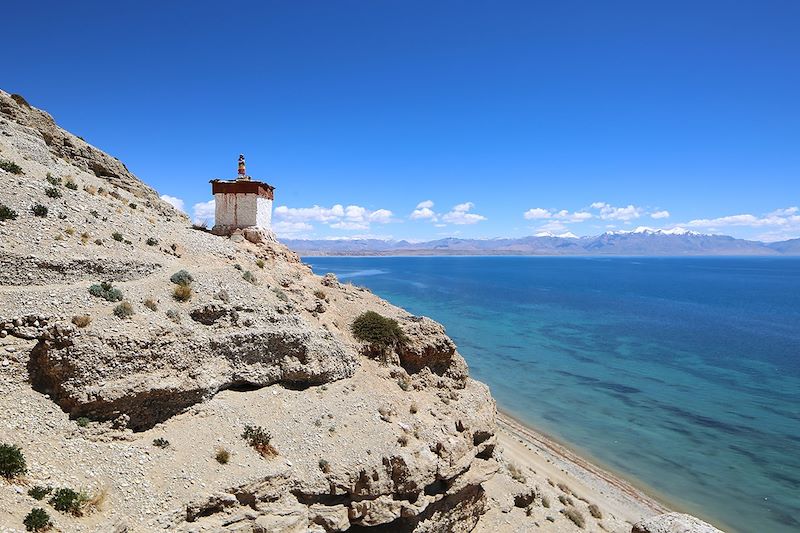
[305,256,800,533]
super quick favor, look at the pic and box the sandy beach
[475,411,673,532]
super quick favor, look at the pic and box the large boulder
[633,512,726,533]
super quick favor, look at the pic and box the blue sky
[4,1,799,241]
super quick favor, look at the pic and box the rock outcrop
[632,513,725,533]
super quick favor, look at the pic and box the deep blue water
[305,256,800,533]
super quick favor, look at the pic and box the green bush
[242,270,257,284]
[88,281,123,302]
[0,159,22,174]
[28,486,52,500]
[0,203,18,221]
[351,311,406,348]
[153,438,170,448]
[146,237,158,246]
[65,179,78,190]
[170,269,194,286]
[49,487,86,515]
[128,202,137,209]
[113,301,134,319]
[0,443,26,478]
[111,232,123,242]
[31,204,48,217]
[89,209,100,218]
[242,424,276,457]
[255,259,265,269]
[45,187,62,199]
[76,417,90,428]
[45,173,60,185]
[23,507,52,531]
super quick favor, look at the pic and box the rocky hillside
[0,90,722,533]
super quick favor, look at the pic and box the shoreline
[495,409,732,532]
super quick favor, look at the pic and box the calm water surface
[305,256,800,533]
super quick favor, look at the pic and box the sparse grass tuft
[143,298,158,311]
[64,226,75,236]
[31,204,48,217]
[242,424,277,457]
[563,507,585,528]
[113,301,134,319]
[0,159,23,174]
[0,443,26,479]
[507,462,526,484]
[84,185,97,195]
[88,281,123,302]
[173,285,192,302]
[588,503,602,519]
[0,203,18,221]
[215,289,230,303]
[242,270,257,284]
[215,448,230,464]
[271,287,289,302]
[351,311,406,349]
[23,507,52,531]
[45,187,62,199]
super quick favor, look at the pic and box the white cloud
[274,204,345,223]
[273,221,314,237]
[274,203,394,232]
[651,210,670,219]
[441,202,487,225]
[523,208,551,220]
[192,200,215,225]
[160,194,185,213]
[591,202,643,221]
[682,206,800,242]
[523,208,592,222]
[330,221,369,230]
[410,200,438,221]
[369,209,394,223]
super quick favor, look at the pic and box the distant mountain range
[282,227,800,256]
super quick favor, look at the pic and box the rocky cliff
[0,90,723,533]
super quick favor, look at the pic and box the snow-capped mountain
[282,230,799,256]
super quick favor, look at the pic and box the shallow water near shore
[305,256,800,533]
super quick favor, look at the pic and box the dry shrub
[215,448,230,464]
[507,462,526,484]
[173,285,192,302]
[71,315,92,328]
[588,503,602,519]
[563,507,585,528]
[143,298,158,311]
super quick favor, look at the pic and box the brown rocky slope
[0,90,723,533]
